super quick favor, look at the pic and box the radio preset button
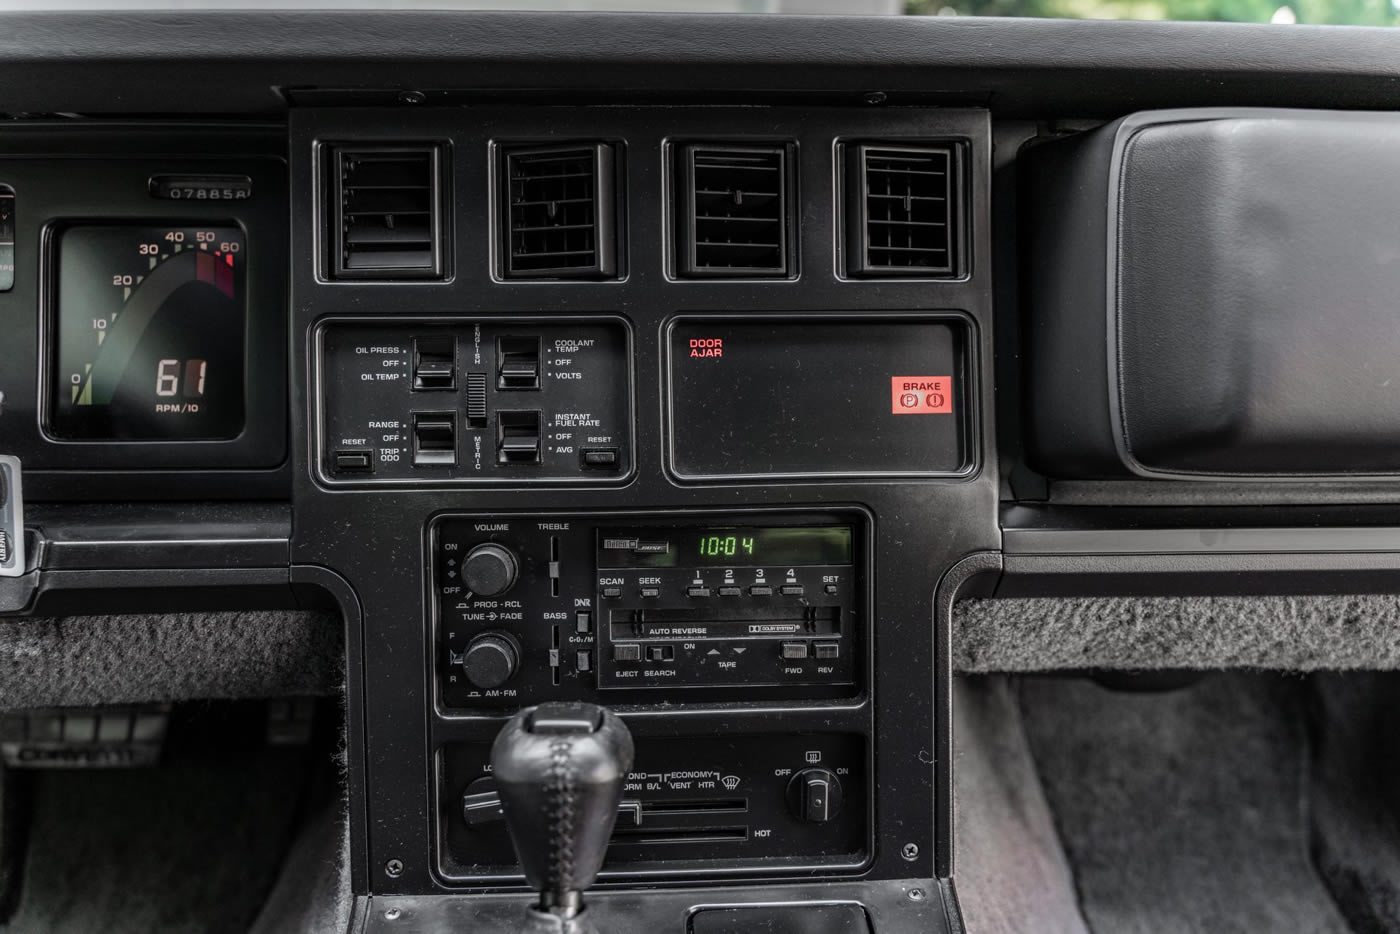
[781,642,809,660]
[686,586,711,598]
[718,585,743,597]
[780,584,805,596]
[749,585,774,596]
[612,644,642,662]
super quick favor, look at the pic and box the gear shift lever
[491,702,634,931]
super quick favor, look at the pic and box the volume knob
[462,634,520,690]
[462,543,519,597]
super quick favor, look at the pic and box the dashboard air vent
[677,144,791,278]
[331,146,444,280]
[502,143,616,279]
[846,144,958,278]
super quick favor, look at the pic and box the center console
[431,509,871,883]
[281,102,997,930]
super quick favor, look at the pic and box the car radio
[430,510,868,711]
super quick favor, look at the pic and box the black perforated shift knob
[491,702,635,918]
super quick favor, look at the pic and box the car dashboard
[3,10,1400,934]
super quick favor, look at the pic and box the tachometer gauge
[48,224,247,441]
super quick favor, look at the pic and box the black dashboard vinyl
[5,10,1400,934]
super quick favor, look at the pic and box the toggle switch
[412,337,456,391]
[497,336,541,390]
[412,412,457,466]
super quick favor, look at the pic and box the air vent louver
[331,146,444,280]
[503,143,616,279]
[678,144,791,278]
[847,144,958,278]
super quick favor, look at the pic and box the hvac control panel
[437,731,869,881]
[431,511,867,711]
[315,317,632,485]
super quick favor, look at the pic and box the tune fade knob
[462,634,520,690]
[786,768,844,824]
[462,543,519,597]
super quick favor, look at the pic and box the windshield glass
[0,0,1392,27]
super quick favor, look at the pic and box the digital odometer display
[599,526,853,569]
[49,224,246,441]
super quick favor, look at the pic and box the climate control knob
[462,634,520,690]
[462,543,519,597]
[786,768,844,824]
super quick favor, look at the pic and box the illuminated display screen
[598,526,853,569]
[48,224,246,441]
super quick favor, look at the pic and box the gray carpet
[1015,674,1352,934]
[955,595,1400,672]
[2,755,303,933]
[0,702,349,934]
[0,612,343,707]
[245,796,352,934]
[953,677,1088,934]
[1308,674,1400,934]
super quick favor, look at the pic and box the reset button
[581,447,619,468]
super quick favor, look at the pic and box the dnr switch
[317,317,632,485]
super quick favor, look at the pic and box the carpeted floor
[0,701,348,934]
[956,673,1400,934]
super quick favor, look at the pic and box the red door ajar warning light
[891,376,953,414]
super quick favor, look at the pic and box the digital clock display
[697,534,756,559]
[599,525,853,569]
[47,224,247,441]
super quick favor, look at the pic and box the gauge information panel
[48,224,246,441]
